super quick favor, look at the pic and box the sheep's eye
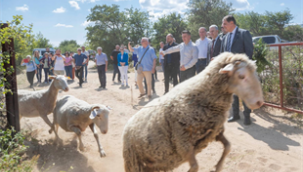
[239,75,245,79]
[96,114,100,117]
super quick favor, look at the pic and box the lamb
[122,52,264,172]
[18,75,69,130]
[49,95,111,157]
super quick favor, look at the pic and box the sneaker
[99,86,103,88]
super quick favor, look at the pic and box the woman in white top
[52,49,66,76]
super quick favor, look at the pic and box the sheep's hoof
[48,129,52,134]
[100,150,106,157]
[214,164,223,172]
[55,138,63,145]
[188,165,198,172]
[79,146,85,152]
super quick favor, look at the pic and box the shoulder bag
[135,47,149,74]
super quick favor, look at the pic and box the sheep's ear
[89,109,98,119]
[106,106,112,111]
[219,64,234,74]
[91,105,100,111]
[49,75,56,80]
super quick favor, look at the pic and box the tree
[187,0,234,40]
[58,40,79,53]
[85,5,151,57]
[283,25,303,42]
[152,13,188,50]
[35,32,52,48]
[235,11,267,36]
[264,9,293,34]
[234,9,296,40]
[126,7,151,45]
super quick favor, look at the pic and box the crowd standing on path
[21,14,254,125]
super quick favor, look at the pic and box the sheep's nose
[256,100,263,107]
[101,130,107,134]
[64,88,69,92]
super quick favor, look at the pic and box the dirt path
[18,61,302,172]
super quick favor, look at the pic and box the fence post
[278,45,283,108]
[1,23,20,132]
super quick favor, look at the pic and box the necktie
[226,33,232,52]
[211,39,215,58]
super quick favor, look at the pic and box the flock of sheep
[18,52,264,172]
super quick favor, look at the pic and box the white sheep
[49,95,110,157]
[18,75,69,130]
[122,52,264,172]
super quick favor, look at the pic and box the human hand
[105,68,107,72]
[160,51,164,56]
[180,65,186,71]
[152,68,155,74]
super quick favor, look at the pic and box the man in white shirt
[195,27,211,73]
[81,46,89,82]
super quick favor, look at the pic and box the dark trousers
[49,68,54,82]
[154,69,158,80]
[97,65,106,88]
[43,68,49,83]
[180,66,196,83]
[164,64,178,93]
[112,64,121,82]
[36,65,43,82]
[232,95,251,118]
[65,65,73,79]
[144,73,155,94]
[195,59,208,74]
[76,66,84,86]
[26,71,35,87]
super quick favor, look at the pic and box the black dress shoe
[227,116,240,122]
[244,116,251,125]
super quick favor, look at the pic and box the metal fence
[259,42,303,114]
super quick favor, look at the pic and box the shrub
[0,128,37,172]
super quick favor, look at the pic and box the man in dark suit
[221,15,254,125]
[163,34,180,94]
[207,25,222,61]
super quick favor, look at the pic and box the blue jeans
[112,64,121,82]
[65,65,73,79]
[195,59,208,74]
[83,64,88,80]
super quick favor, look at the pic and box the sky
[1,0,302,47]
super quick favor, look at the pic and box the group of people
[158,15,253,125]
[21,15,254,125]
[21,46,90,88]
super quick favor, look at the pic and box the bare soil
[18,61,303,172]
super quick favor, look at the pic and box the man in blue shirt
[95,47,108,89]
[73,48,88,87]
[128,37,157,99]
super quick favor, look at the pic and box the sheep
[49,95,111,157]
[18,75,69,130]
[122,52,264,172]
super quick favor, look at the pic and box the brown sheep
[122,52,264,172]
